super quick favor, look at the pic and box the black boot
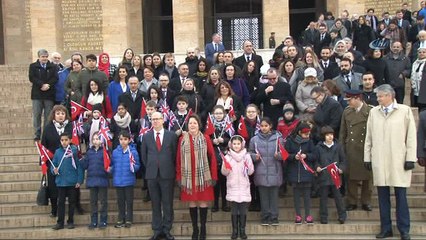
[239,215,247,239]
[76,189,85,214]
[231,215,238,239]
[199,207,208,240]
[143,189,151,202]
[189,207,199,240]
[222,199,230,212]
[50,198,57,217]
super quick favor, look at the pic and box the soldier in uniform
[339,89,373,211]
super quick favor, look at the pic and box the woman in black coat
[173,78,203,114]
[41,105,73,217]
[200,68,222,121]
[362,49,390,86]
[353,16,376,55]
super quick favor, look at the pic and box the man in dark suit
[396,9,412,39]
[158,73,176,107]
[302,21,320,47]
[333,58,363,98]
[233,40,263,74]
[402,3,412,24]
[141,111,178,240]
[119,76,146,122]
[169,63,189,93]
[205,33,225,65]
[365,8,379,31]
[319,47,340,80]
[314,24,331,56]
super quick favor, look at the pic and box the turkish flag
[228,104,236,119]
[326,163,341,189]
[204,114,215,136]
[238,116,249,140]
[140,99,147,118]
[218,148,232,171]
[102,147,111,171]
[35,142,54,174]
[70,100,85,121]
[278,141,289,161]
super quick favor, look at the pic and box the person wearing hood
[98,52,117,82]
[75,54,109,98]
[222,135,254,240]
[384,41,411,103]
[249,117,284,226]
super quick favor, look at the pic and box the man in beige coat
[364,84,416,240]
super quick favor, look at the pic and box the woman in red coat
[176,114,217,240]
[80,78,113,120]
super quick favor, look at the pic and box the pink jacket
[221,149,254,203]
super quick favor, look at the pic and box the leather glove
[364,162,372,171]
[418,157,426,167]
[404,161,415,170]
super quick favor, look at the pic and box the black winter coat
[312,97,343,143]
[314,141,346,186]
[285,136,316,184]
[353,25,376,55]
[29,60,58,100]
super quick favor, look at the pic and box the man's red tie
[156,132,162,151]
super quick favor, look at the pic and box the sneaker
[261,219,269,226]
[124,221,132,228]
[270,218,279,226]
[99,222,107,229]
[294,215,302,224]
[305,215,314,224]
[88,223,97,230]
[114,221,124,228]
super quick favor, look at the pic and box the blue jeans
[32,99,54,139]
[377,186,410,234]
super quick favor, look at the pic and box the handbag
[36,174,49,206]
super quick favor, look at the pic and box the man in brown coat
[339,89,372,211]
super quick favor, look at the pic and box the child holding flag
[110,131,140,228]
[51,133,84,230]
[285,122,317,224]
[81,133,109,229]
[249,117,284,226]
[110,103,135,149]
[221,135,254,240]
[210,105,231,212]
[314,126,347,224]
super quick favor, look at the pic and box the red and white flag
[278,140,289,161]
[35,142,54,174]
[70,100,87,121]
[237,116,249,140]
[98,122,112,149]
[103,146,111,171]
[228,99,236,119]
[326,162,341,189]
[168,111,176,131]
[76,114,84,136]
[224,115,235,136]
[140,99,147,119]
[65,146,76,169]
[218,148,232,171]
[297,150,315,174]
[255,116,261,135]
[139,119,153,142]
[161,101,170,121]
[204,113,215,136]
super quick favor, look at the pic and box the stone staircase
[0,65,426,239]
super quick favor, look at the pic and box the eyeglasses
[311,94,322,100]
[151,118,163,121]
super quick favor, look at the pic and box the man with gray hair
[205,33,225,65]
[29,49,58,141]
[50,52,64,71]
[364,84,416,240]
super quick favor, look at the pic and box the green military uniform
[339,102,372,206]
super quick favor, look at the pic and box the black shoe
[346,204,357,211]
[400,233,411,240]
[163,232,175,240]
[261,219,269,226]
[76,207,85,215]
[375,230,393,238]
[67,223,75,229]
[149,232,162,240]
[222,205,231,212]
[338,218,345,224]
[124,221,132,228]
[143,192,151,202]
[270,218,279,226]
[361,204,372,211]
[52,224,64,230]
[49,212,57,218]
[211,205,219,212]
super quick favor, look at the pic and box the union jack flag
[129,150,136,173]
[76,113,84,136]
[161,101,170,122]
[139,119,152,142]
[98,121,112,149]
[65,146,76,169]
[243,160,249,177]
[168,110,177,131]
[255,116,261,135]
[224,115,235,136]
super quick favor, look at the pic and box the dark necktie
[321,34,324,41]
[156,132,161,151]
[162,90,167,98]
[345,75,351,87]
[323,62,328,68]
[214,44,218,52]
[132,92,136,101]
[246,56,250,62]
[384,107,389,116]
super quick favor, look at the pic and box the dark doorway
[204,0,263,50]
[0,0,4,64]
[289,0,326,45]
[142,0,174,53]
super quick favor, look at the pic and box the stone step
[0,154,40,164]
[0,221,425,239]
[0,163,40,173]
[0,146,37,156]
[0,138,35,148]
[2,196,426,223]
[1,188,425,207]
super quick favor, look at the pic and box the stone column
[263,0,290,49]
[102,0,129,57]
[172,0,204,54]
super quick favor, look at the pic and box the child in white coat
[221,135,254,240]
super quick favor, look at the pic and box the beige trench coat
[364,101,417,187]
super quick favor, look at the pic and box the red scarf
[98,52,110,78]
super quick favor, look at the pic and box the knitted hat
[92,104,103,114]
[282,103,295,115]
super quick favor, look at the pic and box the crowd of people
[27,3,426,240]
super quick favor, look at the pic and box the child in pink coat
[221,135,254,240]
